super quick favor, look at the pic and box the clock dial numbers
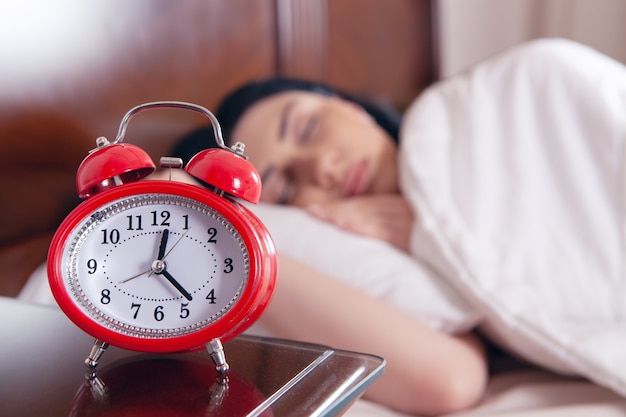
[64,194,250,338]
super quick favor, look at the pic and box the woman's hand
[306,194,414,252]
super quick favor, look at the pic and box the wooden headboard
[0,0,436,296]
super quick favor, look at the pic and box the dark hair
[171,77,401,164]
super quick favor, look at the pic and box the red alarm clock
[47,102,277,374]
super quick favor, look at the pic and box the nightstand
[0,297,384,416]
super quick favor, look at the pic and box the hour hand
[157,229,170,260]
[147,229,170,278]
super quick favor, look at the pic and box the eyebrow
[279,100,296,141]
[261,100,296,183]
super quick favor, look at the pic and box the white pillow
[19,196,480,334]
[400,39,626,395]
[248,203,479,334]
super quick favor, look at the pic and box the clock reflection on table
[0,297,385,417]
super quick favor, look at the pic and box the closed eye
[277,177,294,205]
[299,116,318,142]
[261,165,294,205]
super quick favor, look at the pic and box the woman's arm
[261,254,488,416]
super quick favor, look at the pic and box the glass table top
[0,296,385,416]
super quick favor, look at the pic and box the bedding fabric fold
[400,38,626,396]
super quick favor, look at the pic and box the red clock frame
[47,180,277,353]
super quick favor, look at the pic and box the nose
[295,149,342,190]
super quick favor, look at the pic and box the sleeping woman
[173,78,487,416]
[170,38,626,416]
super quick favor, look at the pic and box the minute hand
[159,269,193,301]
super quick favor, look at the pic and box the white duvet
[248,39,626,400]
[400,39,626,396]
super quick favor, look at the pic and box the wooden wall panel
[0,0,435,297]
[276,0,329,81]
[326,0,436,108]
[0,0,279,295]
[1,0,435,154]
[276,0,436,108]
[0,0,278,157]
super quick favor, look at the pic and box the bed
[4,1,626,416]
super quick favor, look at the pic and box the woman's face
[231,91,399,207]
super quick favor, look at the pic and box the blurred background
[438,0,626,77]
[0,0,625,296]
[2,0,624,111]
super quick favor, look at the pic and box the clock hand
[160,229,189,261]
[119,268,152,284]
[157,229,170,260]
[149,229,190,276]
[158,269,193,301]
[120,229,170,284]
[151,228,193,299]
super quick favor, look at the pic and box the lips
[343,159,370,197]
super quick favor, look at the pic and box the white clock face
[61,193,249,339]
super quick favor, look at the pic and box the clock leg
[207,378,228,411]
[85,368,109,399]
[207,338,230,378]
[84,339,109,369]
[81,339,110,400]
